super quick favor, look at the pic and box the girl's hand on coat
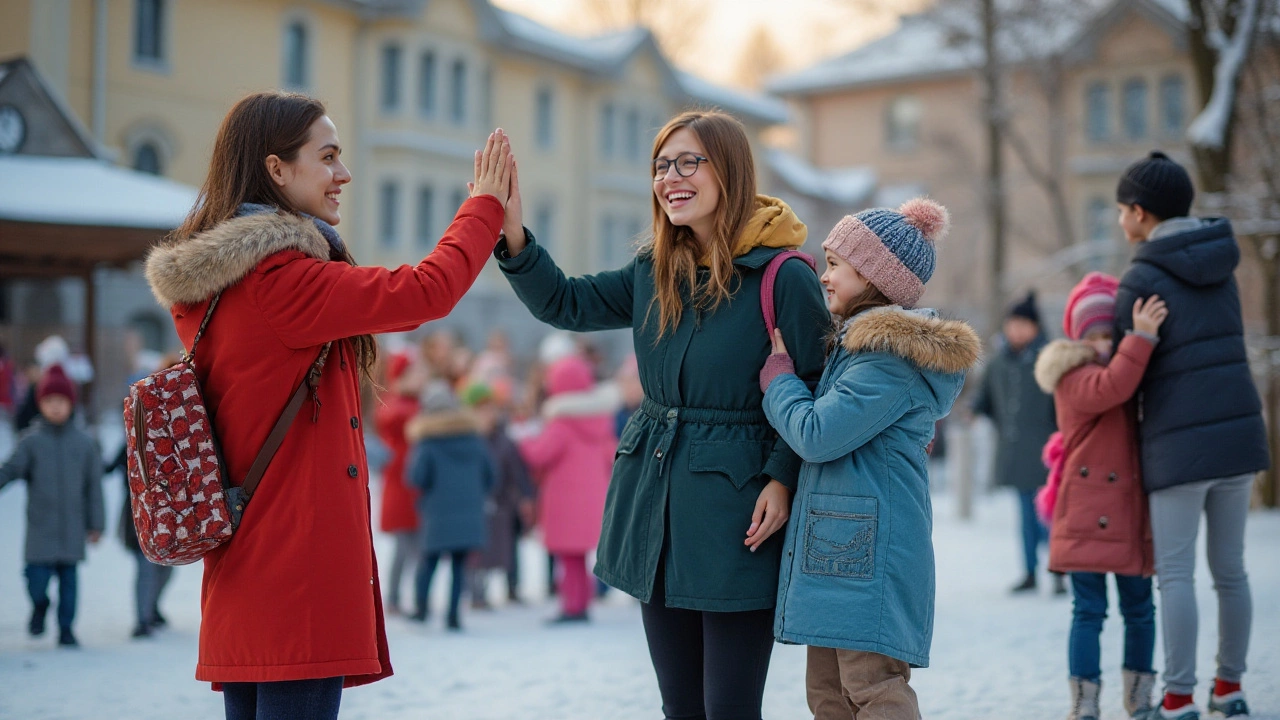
[759,328,797,392]
[1133,295,1169,335]
[470,129,513,208]
[770,328,789,356]
[745,479,791,552]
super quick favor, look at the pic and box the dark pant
[133,550,174,627]
[640,568,776,720]
[1069,572,1156,681]
[1018,489,1048,576]
[223,677,343,720]
[417,550,468,621]
[25,563,77,630]
[506,514,522,597]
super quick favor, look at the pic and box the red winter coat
[375,393,420,533]
[1033,334,1155,578]
[144,198,502,688]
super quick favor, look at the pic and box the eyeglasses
[652,152,708,180]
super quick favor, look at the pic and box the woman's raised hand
[471,129,513,208]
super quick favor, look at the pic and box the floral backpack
[123,294,328,565]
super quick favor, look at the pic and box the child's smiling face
[820,250,870,315]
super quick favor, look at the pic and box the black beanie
[1115,150,1195,221]
[1008,290,1040,325]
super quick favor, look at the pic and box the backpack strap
[185,292,223,363]
[760,250,817,336]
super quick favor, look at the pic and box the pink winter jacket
[519,356,616,554]
[1033,334,1155,578]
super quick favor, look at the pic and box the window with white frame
[283,21,308,89]
[1086,81,1110,142]
[885,95,921,152]
[601,102,617,158]
[536,85,555,149]
[1123,78,1148,140]
[449,59,467,125]
[134,0,166,65]
[1160,75,1186,136]
[379,181,400,249]
[418,51,437,117]
[381,44,403,112]
[625,108,641,161]
[416,186,435,250]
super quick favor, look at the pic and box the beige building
[767,0,1198,331]
[0,0,786,362]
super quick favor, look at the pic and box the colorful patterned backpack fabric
[123,294,327,565]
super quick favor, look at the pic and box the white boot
[1068,677,1102,720]
[1123,669,1158,717]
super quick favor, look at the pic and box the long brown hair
[171,91,377,382]
[642,111,758,337]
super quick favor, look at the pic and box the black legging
[640,565,776,720]
[416,550,468,623]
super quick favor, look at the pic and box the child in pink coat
[518,354,616,622]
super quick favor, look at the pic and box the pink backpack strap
[760,250,817,336]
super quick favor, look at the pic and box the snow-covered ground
[1,430,1277,719]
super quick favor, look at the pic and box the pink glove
[759,353,796,392]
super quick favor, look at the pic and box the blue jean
[1018,490,1048,576]
[1069,572,1155,681]
[416,550,467,621]
[25,563,77,630]
[223,677,343,720]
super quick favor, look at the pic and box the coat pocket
[802,494,878,580]
[688,440,771,491]
[616,420,643,457]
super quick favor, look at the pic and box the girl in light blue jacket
[759,199,980,719]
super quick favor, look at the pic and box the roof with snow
[769,0,1187,96]
[765,149,877,206]
[0,155,197,229]
[473,2,787,125]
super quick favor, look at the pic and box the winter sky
[491,0,913,87]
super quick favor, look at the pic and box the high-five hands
[470,129,514,208]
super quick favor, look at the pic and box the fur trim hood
[407,410,481,442]
[842,306,981,375]
[145,212,330,307]
[1034,339,1098,393]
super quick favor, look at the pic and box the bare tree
[734,24,788,90]
[580,0,709,64]
[1186,0,1264,193]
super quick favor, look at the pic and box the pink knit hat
[821,198,949,308]
[1064,272,1119,341]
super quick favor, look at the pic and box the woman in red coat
[143,92,511,719]
[374,352,425,614]
[1033,272,1167,720]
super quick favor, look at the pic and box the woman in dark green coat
[493,111,828,719]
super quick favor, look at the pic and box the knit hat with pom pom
[821,197,949,308]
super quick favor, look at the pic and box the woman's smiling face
[652,127,720,243]
[270,115,352,225]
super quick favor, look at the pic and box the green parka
[498,197,829,611]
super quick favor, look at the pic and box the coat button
[351,417,360,429]
[1098,516,1109,528]
[1080,467,1089,478]
[347,464,358,478]
[666,409,677,420]
[655,449,664,459]
[1108,472,1118,482]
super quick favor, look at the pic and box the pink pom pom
[898,197,950,242]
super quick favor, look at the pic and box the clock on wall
[0,105,26,154]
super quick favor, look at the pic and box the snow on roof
[675,72,789,125]
[766,149,877,206]
[769,0,1187,96]
[486,6,786,125]
[0,155,197,229]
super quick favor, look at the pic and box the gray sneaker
[1207,690,1249,717]
[1135,704,1201,720]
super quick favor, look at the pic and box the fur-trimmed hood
[842,306,981,375]
[145,212,331,307]
[406,410,481,442]
[1034,339,1098,393]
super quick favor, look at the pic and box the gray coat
[972,335,1057,492]
[0,420,105,564]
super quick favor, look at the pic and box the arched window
[283,21,308,89]
[133,142,163,175]
[885,95,921,152]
